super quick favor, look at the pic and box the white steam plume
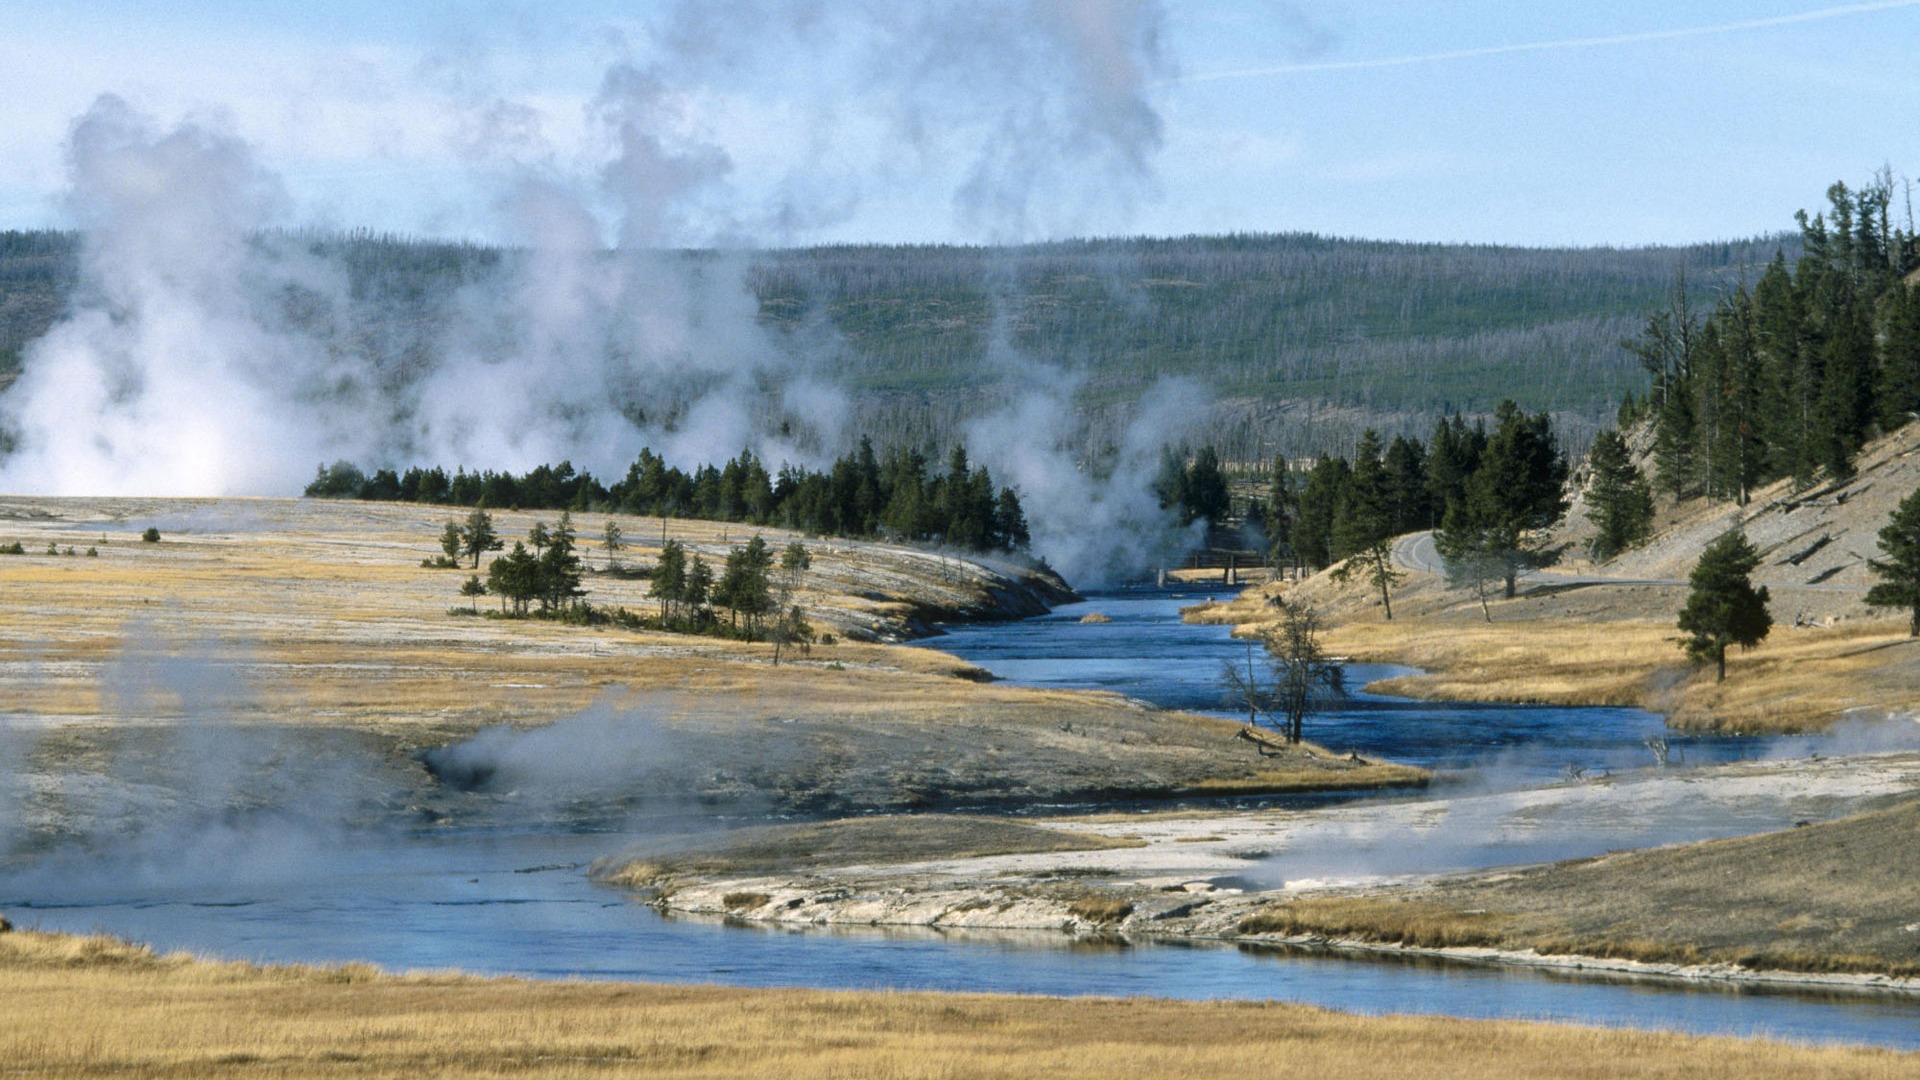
[0,1,1183,583]
[966,366,1203,585]
[0,97,378,495]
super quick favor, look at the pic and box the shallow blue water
[928,588,1787,784]
[11,827,1920,1051]
[7,589,1920,1051]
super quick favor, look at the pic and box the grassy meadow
[3,929,1914,1080]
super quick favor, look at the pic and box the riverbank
[0,496,1425,833]
[1188,425,1920,736]
[3,928,1913,1079]
[1186,573,1920,735]
[608,750,1920,991]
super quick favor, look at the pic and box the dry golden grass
[1199,585,1920,735]
[1,496,1425,822]
[1322,617,1920,734]
[1065,895,1136,924]
[1238,799,1920,977]
[1239,898,1512,949]
[1184,761,1430,795]
[3,929,1912,1079]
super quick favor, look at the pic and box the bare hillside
[1559,420,1920,626]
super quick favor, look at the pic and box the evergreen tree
[993,487,1030,550]
[1815,288,1877,480]
[439,521,464,565]
[458,575,487,614]
[1701,288,1765,504]
[780,540,812,596]
[1330,430,1401,619]
[650,538,687,624]
[601,519,623,569]
[1876,280,1920,430]
[1262,456,1299,571]
[1866,488,1920,637]
[1383,434,1433,533]
[460,506,502,568]
[1752,252,1818,487]
[537,512,585,613]
[1425,414,1484,515]
[1677,530,1772,682]
[1294,455,1350,570]
[685,555,714,627]
[1653,376,1698,497]
[1183,445,1232,527]
[718,535,775,638]
[1436,401,1569,600]
[486,541,540,616]
[1583,429,1654,562]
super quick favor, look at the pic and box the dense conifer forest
[1627,175,1920,501]
[0,228,1794,459]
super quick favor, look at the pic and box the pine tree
[718,535,775,638]
[1383,434,1433,533]
[650,538,687,625]
[536,512,585,614]
[1183,446,1232,527]
[1876,280,1920,429]
[1753,253,1817,486]
[1866,488,1920,636]
[1815,288,1877,480]
[1294,455,1350,570]
[1437,401,1568,600]
[1583,429,1653,562]
[685,555,714,628]
[460,506,503,569]
[486,541,540,616]
[1425,414,1485,515]
[601,520,624,570]
[992,488,1030,551]
[1677,530,1772,682]
[1330,430,1401,619]
[1262,456,1299,571]
[439,521,464,566]
[458,575,487,614]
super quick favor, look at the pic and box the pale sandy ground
[637,749,1920,993]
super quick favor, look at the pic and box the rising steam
[0,1,1186,583]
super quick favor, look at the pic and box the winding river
[7,588,1920,1051]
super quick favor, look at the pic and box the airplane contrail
[1178,0,1920,83]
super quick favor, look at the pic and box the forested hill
[0,227,1794,458]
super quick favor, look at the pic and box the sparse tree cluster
[1257,401,1568,618]
[483,512,585,618]
[1434,401,1570,612]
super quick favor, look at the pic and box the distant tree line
[308,437,1030,556]
[1630,172,1920,502]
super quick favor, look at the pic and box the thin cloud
[1179,0,1920,82]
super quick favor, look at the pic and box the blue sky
[2,1,1916,247]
